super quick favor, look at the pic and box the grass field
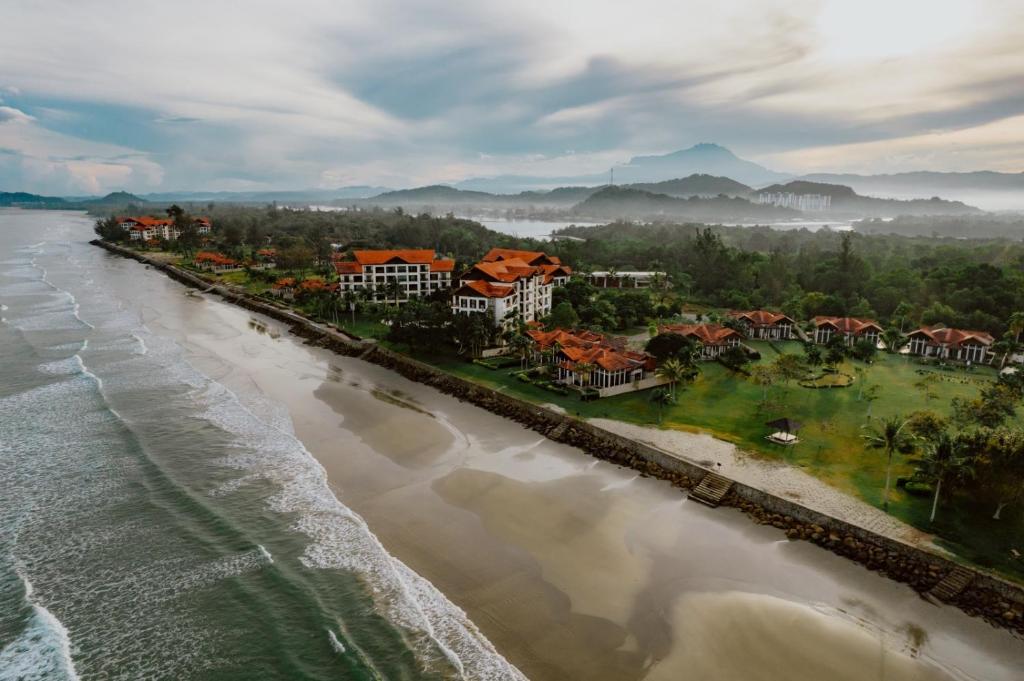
[416,342,1024,580]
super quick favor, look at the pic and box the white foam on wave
[0,574,81,681]
[327,629,346,655]
[257,545,274,564]
[196,378,527,680]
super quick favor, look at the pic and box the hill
[572,186,797,222]
[799,171,1024,211]
[0,191,68,207]
[759,180,982,217]
[625,174,752,197]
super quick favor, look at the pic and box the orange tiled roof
[813,316,882,334]
[430,259,456,272]
[352,249,436,265]
[481,248,561,266]
[659,323,742,345]
[729,310,794,326]
[532,328,654,372]
[456,280,517,298]
[273,277,296,289]
[334,261,362,274]
[194,251,238,266]
[464,258,542,283]
[907,326,994,347]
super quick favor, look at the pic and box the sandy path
[589,419,936,548]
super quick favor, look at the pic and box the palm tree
[509,333,533,370]
[912,433,975,523]
[574,361,596,387]
[993,334,1020,370]
[1008,311,1024,344]
[862,416,911,511]
[656,357,687,399]
[649,387,674,424]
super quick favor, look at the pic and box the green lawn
[416,343,1024,581]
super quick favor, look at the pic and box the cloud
[0,0,1022,194]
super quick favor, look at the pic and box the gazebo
[765,417,802,445]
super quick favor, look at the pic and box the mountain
[758,180,982,217]
[611,144,787,186]
[456,144,787,193]
[85,191,146,205]
[1,191,68,207]
[139,186,387,204]
[799,171,1024,212]
[572,186,797,222]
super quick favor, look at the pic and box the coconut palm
[656,357,687,399]
[862,416,912,511]
[574,361,596,387]
[1009,311,1024,344]
[649,387,674,424]
[509,333,533,370]
[881,328,907,354]
[912,433,975,523]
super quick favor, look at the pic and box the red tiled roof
[256,248,276,257]
[813,316,882,334]
[456,280,516,298]
[333,261,362,274]
[907,326,994,347]
[729,310,794,326]
[531,328,654,373]
[658,323,742,345]
[273,277,296,289]
[464,258,542,283]
[352,249,436,265]
[481,248,561,266]
[430,259,456,272]
[194,251,238,266]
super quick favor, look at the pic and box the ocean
[0,209,520,680]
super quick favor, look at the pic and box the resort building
[482,248,573,286]
[332,249,455,304]
[453,256,557,330]
[588,271,668,289]
[905,326,995,364]
[527,328,660,396]
[120,216,212,240]
[658,323,743,359]
[194,251,241,272]
[757,192,832,211]
[728,310,797,340]
[812,316,882,346]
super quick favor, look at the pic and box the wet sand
[144,287,1024,681]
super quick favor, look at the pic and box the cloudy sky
[1,0,1022,195]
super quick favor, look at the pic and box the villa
[658,323,743,359]
[482,248,573,286]
[905,326,995,364]
[452,256,556,331]
[728,310,797,340]
[527,328,660,396]
[119,216,212,240]
[812,316,882,346]
[333,249,455,303]
[194,251,241,272]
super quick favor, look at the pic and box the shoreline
[90,238,1024,637]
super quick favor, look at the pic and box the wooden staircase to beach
[927,566,974,604]
[689,472,733,507]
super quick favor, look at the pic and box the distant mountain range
[0,191,147,210]
[758,181,981,217]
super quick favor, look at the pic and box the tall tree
[912,433,975,523]
[862,416,912,511]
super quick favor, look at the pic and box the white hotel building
[333,249,455,303]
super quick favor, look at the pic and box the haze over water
[2,209,1023,680]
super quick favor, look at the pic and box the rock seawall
[92,239,1024,635]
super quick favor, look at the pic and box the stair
[689,472,733,507]
[927,566,974,603]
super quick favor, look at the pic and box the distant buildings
[728,310,797,340]
[658,323,743,359]
[332,249,455,304]
[588,271,668,289]
[905,326,995,364]
[812,316,882,346]
[757,192,831,211]
[194,251,241,272]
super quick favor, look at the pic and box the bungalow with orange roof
[527,327,661,396]
[194,251,242,272]
[658,323,743,359]
[728,310,797,340]
[812,316,882,346]
[332,249,455,303]
[905,326,995,364]
[272,277,297,300]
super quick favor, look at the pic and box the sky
[1,0,1022,195]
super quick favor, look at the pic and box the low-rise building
[527,328,659,394]
[905,326,995,364]
[812,316,882,346]
[194,251,241,272]
[332,250,455,303]
[728,310,797,340]
[588,271,668,289]
[658,323,743,359]
[120,215,212,240]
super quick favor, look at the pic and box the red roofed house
[728,310,797,340]
[194,251,241,272]
[332,249,455,304]
[812,317,882,346]
[481,248,573,286]
[658,323,743,360]
[906,326,995,364]
[527,328,660,395]
[453,256,555,331]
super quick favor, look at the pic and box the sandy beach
[148,288,1024,681]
